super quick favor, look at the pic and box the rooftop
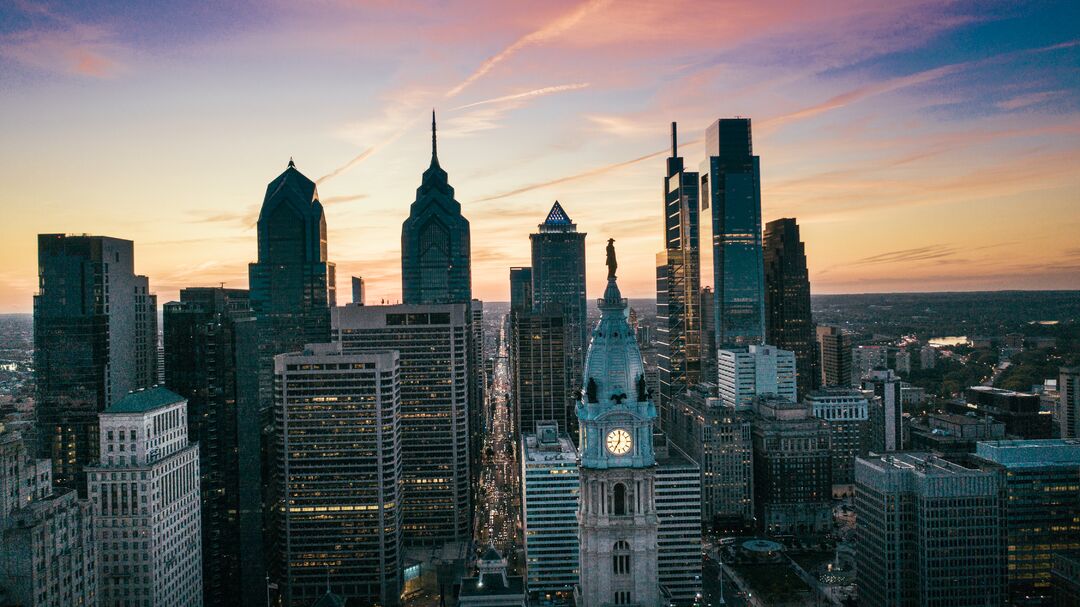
[975,439,1080,467]
[106,386,185,414]
[522,432,577,464]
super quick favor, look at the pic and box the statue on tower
[606,238,618,279]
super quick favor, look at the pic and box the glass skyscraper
[700,118,765,349]
[763,217,819,399]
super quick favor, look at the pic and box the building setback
[273,345,402,607]
[332,303,471,545]
[520,423,579,599]
[86,387,203,607]
[854,453,1006,607]
[763,218,818,400]
[0,426,97,607]
[34,233,157,495]
[656,123,702,433]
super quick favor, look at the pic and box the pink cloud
[0,23,125,78]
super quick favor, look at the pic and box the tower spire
[431,109,437,160]
[671,121,677,157]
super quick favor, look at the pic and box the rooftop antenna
[671,121,677,157]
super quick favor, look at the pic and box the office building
[332,303,471,545]
[351,276,365,305]
[511,309,573,441]
[973,440,1080,604]
[655,439,703,605]
[0,426,97,607]
[530,201,587,395]
[1052,552,1080,606]
[817,325,852,388]
[763,218,818,399]
[951,386,1052,439]
[807,388,869,492]
[520,423,579,599]
[864,369,903,452]
[34,233,157,494]
[700,118,765,348]
[699,287,717,382]
[86,387,203,607]
[852,345,890,384]
[576,244,660,606]
[273,345,403,607]
[1060,367,1080,439]
[163,287,256,607]
[751,396,832,535]
[401,112,471,306]
[656,123,702,432]
[717,344,796,410]
[668,384,753,529]
[509,267,533,313]
[907,412,1004,455]
[854,453,1006,607]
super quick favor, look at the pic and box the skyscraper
[87,387,203,607]
[351,275,365,305]
[332,303,471,545]
[817,325,852,387]
[576,241,660,606]
[717,344,797,410]
[520,422,580,599]
[763,218,818,399]
[34,233,157,495]
[511,308,573,440]
[656,122,702,433]
[530,201,587,393]
[163,287,253,607]
[273,344,403,607]
[654,440,703,605]
[700,118,765,349]
[509,267,533,313]
[401,112,471,306]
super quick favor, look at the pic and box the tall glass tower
[656,122,702,430]
[763,218,819,399]
[700,118,765,349]
[401,112,472,305]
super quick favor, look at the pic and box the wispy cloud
[0,22,125,78]
[452,83,590,110]
[321,193,368,205]
[996,90,1064,111]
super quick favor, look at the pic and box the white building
[717,344,797,410]
[862,369,903,452]
[521,422,579,599]
[655,440,703,605]
[0,426,96,607]
[274,344,403,606]
[87,386,202,607]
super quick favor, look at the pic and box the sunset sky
[1,0,1078,313]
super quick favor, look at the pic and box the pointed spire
[288,157,295,168]
[431,109,438,160]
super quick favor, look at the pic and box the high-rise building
[401,112,471,306]
[656,122,702,434]
[520,422,579,599]
[34,233,158,495]
[1059,367,1079,439]
[855,453,1006,607]
[806,388,869,494]
[86,387,203,607]
[700,118,765,348]
[511,309,573,441]
[1052,552,1080,606]
[469,299,485,516]
[863,369,903,452]
[717,344,797,410]
[973,440,1080,604]
[655,439,703,606]
[699,286,717,381]
[509,267,533,313]
[668,384,753,530]
[816,325,852,388]
[763,218,818,399]
[852,345,890,384]
[0,425,97,607]
[273,344,403,607]
[163,287,254,607]
[751,396,832,535]
[332,303,471,545]
[351,275,365,305]
[576,242,660,606]
[530,201,587,395]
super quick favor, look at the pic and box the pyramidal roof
[538,200,577,233]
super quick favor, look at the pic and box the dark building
[907,412,1004,455]
[864,369,903,452]
[1052,552,1080,607]
[510,308,572,440]
[950,386,1053,439]
[401,112,471,306]
[816,325,851,388]
[509,267,533,313]
[700,118,765,349]
[163,287,255,607]
[699,286,717,382]
[351,275,365,305]
[751,396,832,535]
[529,201,587,392]
[763,218,818,399]
[656,123,702,433]
[806,388,870,493]
[34,234,157,495]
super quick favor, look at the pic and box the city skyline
[1,1,1079,313]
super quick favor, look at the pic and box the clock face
[606,428,633,455]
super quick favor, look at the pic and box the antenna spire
[431,109,437,159]
[671,122,677,157]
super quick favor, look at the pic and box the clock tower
[577,239,660,607]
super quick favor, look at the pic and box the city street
[702,557,747,607]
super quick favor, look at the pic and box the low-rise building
[908,412,1005,455]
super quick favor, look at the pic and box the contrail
[444,0,609,99]
[475,137,703,203]
[452,83,590,110]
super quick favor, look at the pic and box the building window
[613,482,627,516]
[612,540,631,575]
